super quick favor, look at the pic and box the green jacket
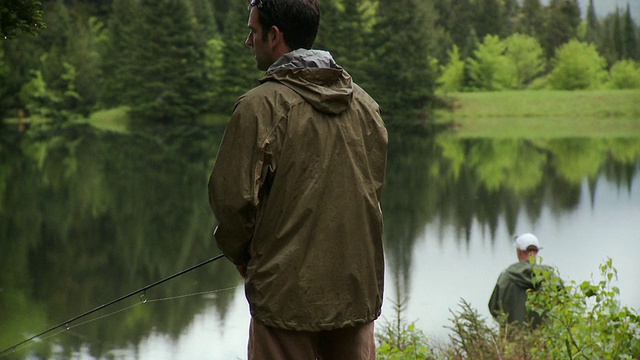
[208,49,388,331]
[488,260,547,326]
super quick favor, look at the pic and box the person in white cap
[488,233,549,327]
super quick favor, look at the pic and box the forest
[1,0,639,129]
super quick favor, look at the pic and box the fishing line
[26,285,243,351]
[0,253,226,357]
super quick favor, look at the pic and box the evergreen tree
[210,0,231,33]
[600,13,620,65]
[502,0,520,37]
[127,0,211,123]
[214,1,262,114]
[316,0,377,88]
[467,34,517,90]
[37,0,74,92]
[585,0,599,44]
[447,0,477,59]
[366,0,438,126]
[437,44,465,93]
[542,0,581,59]
[474,0,504,38]
[64,14,107,115]
[0,48,6,121]
[613,8,624,60]
[431,0,456,63]
[518,0,546,52]
[100,0,141,107]
[188,0,219,41]
[622,4,639,60]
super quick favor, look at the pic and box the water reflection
[1,126,639,359]
[383,135,639,300]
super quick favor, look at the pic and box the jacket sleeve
[488,282,502,319]
[208,97,264,265]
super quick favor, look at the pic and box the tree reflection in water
[1,126,639,358]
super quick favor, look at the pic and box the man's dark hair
[250,0,320,50]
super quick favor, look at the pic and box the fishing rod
[0,253,225,357]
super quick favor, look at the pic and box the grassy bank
[4,106,230,133]
[435,89,640,138]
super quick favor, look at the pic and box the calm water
[1,126,639,360]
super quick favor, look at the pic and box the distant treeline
[0,0,638,128]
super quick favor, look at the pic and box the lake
[1,125,639,360]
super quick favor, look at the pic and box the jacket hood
[505,261,537,289]
[260,49,353,115]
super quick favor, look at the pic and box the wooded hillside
[1,0,638,128]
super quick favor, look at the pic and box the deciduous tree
[548,40,607,90]
[609,60,640,89]
[0,0,45,38]
[503,34,545,88]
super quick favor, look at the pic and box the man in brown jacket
[208,0,387,358]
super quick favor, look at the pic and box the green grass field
[435,89,640,138]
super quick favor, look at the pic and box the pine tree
[447,0,477,59]
[600,13,620,65]
[474,0,504,38]
[127,0,211,123]
[542,0,581,59]
[585,0,599,44]
[100,0,141,107]
[316,0,376,88]
[518,0,545,44]
[188,0,219,41]
[366,0,438,126]
[502,0,520,37]
[622,3,639,60]
[210,0,231,33]
[613,8,624,60]
[214,1,262,113]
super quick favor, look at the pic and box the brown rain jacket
[208,49,388,331]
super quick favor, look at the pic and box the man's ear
[269,25,286,50]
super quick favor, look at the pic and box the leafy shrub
[376,300,436,359]
[528,257,640,359]
[503,34,546,89]
[548,40,607,90]
[376,259,640,359]
[608,60,640,89]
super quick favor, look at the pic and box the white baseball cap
[514,233,542,251]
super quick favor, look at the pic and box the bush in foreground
[376,258,640,359]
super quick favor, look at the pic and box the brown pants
[248,318,376,360]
